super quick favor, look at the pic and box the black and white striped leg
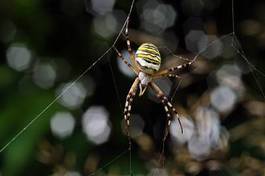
[168,74,181,79]
[154,61,194,79]
[160,96,183,135]
[150,82,183,165]
[124,18,138,72]
[123,78,140,143]
[168,61,193,73]
[125,19,132,53]
[114,47,138,74]
[150,82,183,137]
[159,96,173,166]
[124,93,135,133]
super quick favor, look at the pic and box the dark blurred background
[0,0,264,175]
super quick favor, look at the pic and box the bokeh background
[0,0,265,175]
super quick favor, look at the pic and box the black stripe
[136,56,160,65]
[136,61,157,71]
[137,52,160,59]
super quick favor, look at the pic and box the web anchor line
[87,149,129,176]
[154,0,265,169]
[107,58,134,175]
[0,0,136,153]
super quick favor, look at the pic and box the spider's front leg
[153,59,194,79]
[150,82,183,141]
[124,77,140,137]
[124,18,139,72]
[114,47,138,74]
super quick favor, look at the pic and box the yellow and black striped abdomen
[135,43,161,74]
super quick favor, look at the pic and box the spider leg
[114,46,138,74]
[150,82,183,164]
[125,20,132,53]
[150,82,183,165]
[124,19,139,72]
[153,60,194,79]
[124,78,140,140]
[168,74,182,79]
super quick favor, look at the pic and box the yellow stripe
[142,44,157,50]
[136,52,160,61]
[139,47,160,56]
[141,43,156,48]
[138,57,160,65]
[140,48,160,56]
[137,51,161,61]
[136,54,160,64]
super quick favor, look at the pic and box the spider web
[1,0,265,175]
[90,0,265,173]
[0,0,135,152]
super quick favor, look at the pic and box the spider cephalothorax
[114,22,194,152]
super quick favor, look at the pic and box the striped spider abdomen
[135,43,161,74]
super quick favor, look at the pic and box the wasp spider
[114,21,194,149]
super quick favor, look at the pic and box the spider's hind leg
[123,78,140,148]
[150,82,183,137]
[149,82,183,165]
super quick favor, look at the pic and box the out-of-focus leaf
[0,88,63,176]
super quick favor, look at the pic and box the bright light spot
[0,20,16,43]
[140,1,177,34]
[216,64,245,94]
[148,168,168,176]
[155,4,177,28]
[216,64,242,78]
[93,13,118,38]
[198,35,223,59]
[50,112,75,139]
[33,63,56,89]
[6,43,32,71]
[210,86,237,113]
[170,116,194,144]
[82,106,111,145]
[56,81,88,109]
[185,30,206,53]
[117,50,135,78]
[188,135,211,160]
[65,171,81,176]
[195,107,220,147]
[188,107,221,160]
[91,0,115,15]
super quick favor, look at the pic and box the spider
[114,20,195,149]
